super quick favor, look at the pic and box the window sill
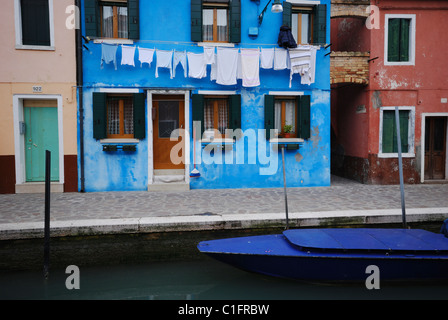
[384,60,415,66]
[378,152,415,158]
[93,39,134,45]
[201,138,234,144]
[269,138,305,144]
[15,44,55,51]
[100,138,140,144]
[197,42,235,48]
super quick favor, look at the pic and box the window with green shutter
[84,0,139,40]
[264,95,311,140]
[92,92,145,140]
[192,94,241,140]
[387,18,411,62]
[382,110,410,153]
[20,0,51,46]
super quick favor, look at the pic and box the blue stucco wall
[78,0,331,191]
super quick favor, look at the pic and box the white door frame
[146,90,190,187]
[421,113,448,183]
[13,94,64,191]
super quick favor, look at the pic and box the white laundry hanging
[260,47,274,69]
[301,47,316,85]
[187,52,207,79]
[288,46,315,87]
[121,45,136,67]
[274,47,290,70]
[155,49,173,78]
[101,43,118,70]
[216,47,239,86]
[173,50,187,78]
[138,47,155,68]
[240,48,260,87]
[203,46,215,65]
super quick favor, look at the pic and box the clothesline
[100,43,317,87]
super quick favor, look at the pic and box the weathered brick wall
[330,51,370,85]
[331,0,370,18]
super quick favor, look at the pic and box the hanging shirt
[187,52,207,79]
[301,47,317,85]
[101,43,118,70]
[203,46,215,65]
[121,45,136,67]
[155,49,173,78]
[289,46,313,87]
[240,49,260,87]
[173,50,187,78]
[210,53,217,81]
[274,47,290,70]
[260,47,274,69]
[216,47,239,86]
[138,47,155,68]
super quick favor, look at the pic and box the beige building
[0,0,78,193]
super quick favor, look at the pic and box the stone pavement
[0,176,447,239]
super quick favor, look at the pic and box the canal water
[1,226,448,300]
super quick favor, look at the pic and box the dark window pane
[21,0,50,46]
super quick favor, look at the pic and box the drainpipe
[75,0,85,192]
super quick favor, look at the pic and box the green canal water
[1,226,448,300]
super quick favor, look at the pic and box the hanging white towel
[301,47,317,85]
[187,52,207,79]
[155,49,173,78]
[203,46,215,65]
[101,43,118,70]
[173,50,187,78]
[289,46,312,87]
[216,47,239,86]
[138,47,155,68]
[274,47,289,70]
[240,49,260,87]
[121,45,136,67]
[210,53,217,81]
[260,47,274,69]
[237,51,242,80]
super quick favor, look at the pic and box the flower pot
[284,133,291,138]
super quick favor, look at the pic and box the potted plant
[283,125,293,138]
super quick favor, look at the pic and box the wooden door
[153,95,185,169]
[425,117,447,180]
[24,103,59,182]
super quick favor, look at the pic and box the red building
[330,0,448,184]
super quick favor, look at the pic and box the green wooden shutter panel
[192,94,204,140]
[84,0,99,38]
[92,92,107,140]
[133,93,145,139]
[264,95,275,140]
[399,19,410,62]
[388,19,400,62]
[21,0,51,46]
[298,95,311,139]
[313,4,327,45]
[282,1,292,27]
[229,0,241,43]
[191,0,203,42]
[229,95,241,132]
[398,111,409,153]
[382,111,394,153]
[128,0,140,40]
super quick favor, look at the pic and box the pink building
[331,0,448,184]
[0,0,78,193]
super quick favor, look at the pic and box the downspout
[75,0,85,192]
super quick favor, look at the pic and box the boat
[197,225,448,282]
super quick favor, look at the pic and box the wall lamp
[258,0,283,25]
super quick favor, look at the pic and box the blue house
[78,0,331,192]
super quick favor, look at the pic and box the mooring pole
[44,150,51,279]
[281,145,289,230]
[394,107,407,229]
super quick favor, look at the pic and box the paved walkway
[0,176,447,239]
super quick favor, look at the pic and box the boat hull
[198,232,448,282]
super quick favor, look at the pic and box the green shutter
[133,93,145,139]
[397,111,409,153]
[229,0,241,43]
[388,19,400,62]
[312,4,327,45]
[399,19,410,62]
[264,95,275,140]
[84,0,99,38]
[282,1,292,27]
[382,111,394,153]
[229,95,241,132]
[192,94,204,140]
[92,92,107,140]
[298,95,311,139]
[191,0,203,42]
[128,0,140,40]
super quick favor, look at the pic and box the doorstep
[148,169,190,192]
[15,182,64,194]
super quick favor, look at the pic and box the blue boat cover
[283,228,448,253]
